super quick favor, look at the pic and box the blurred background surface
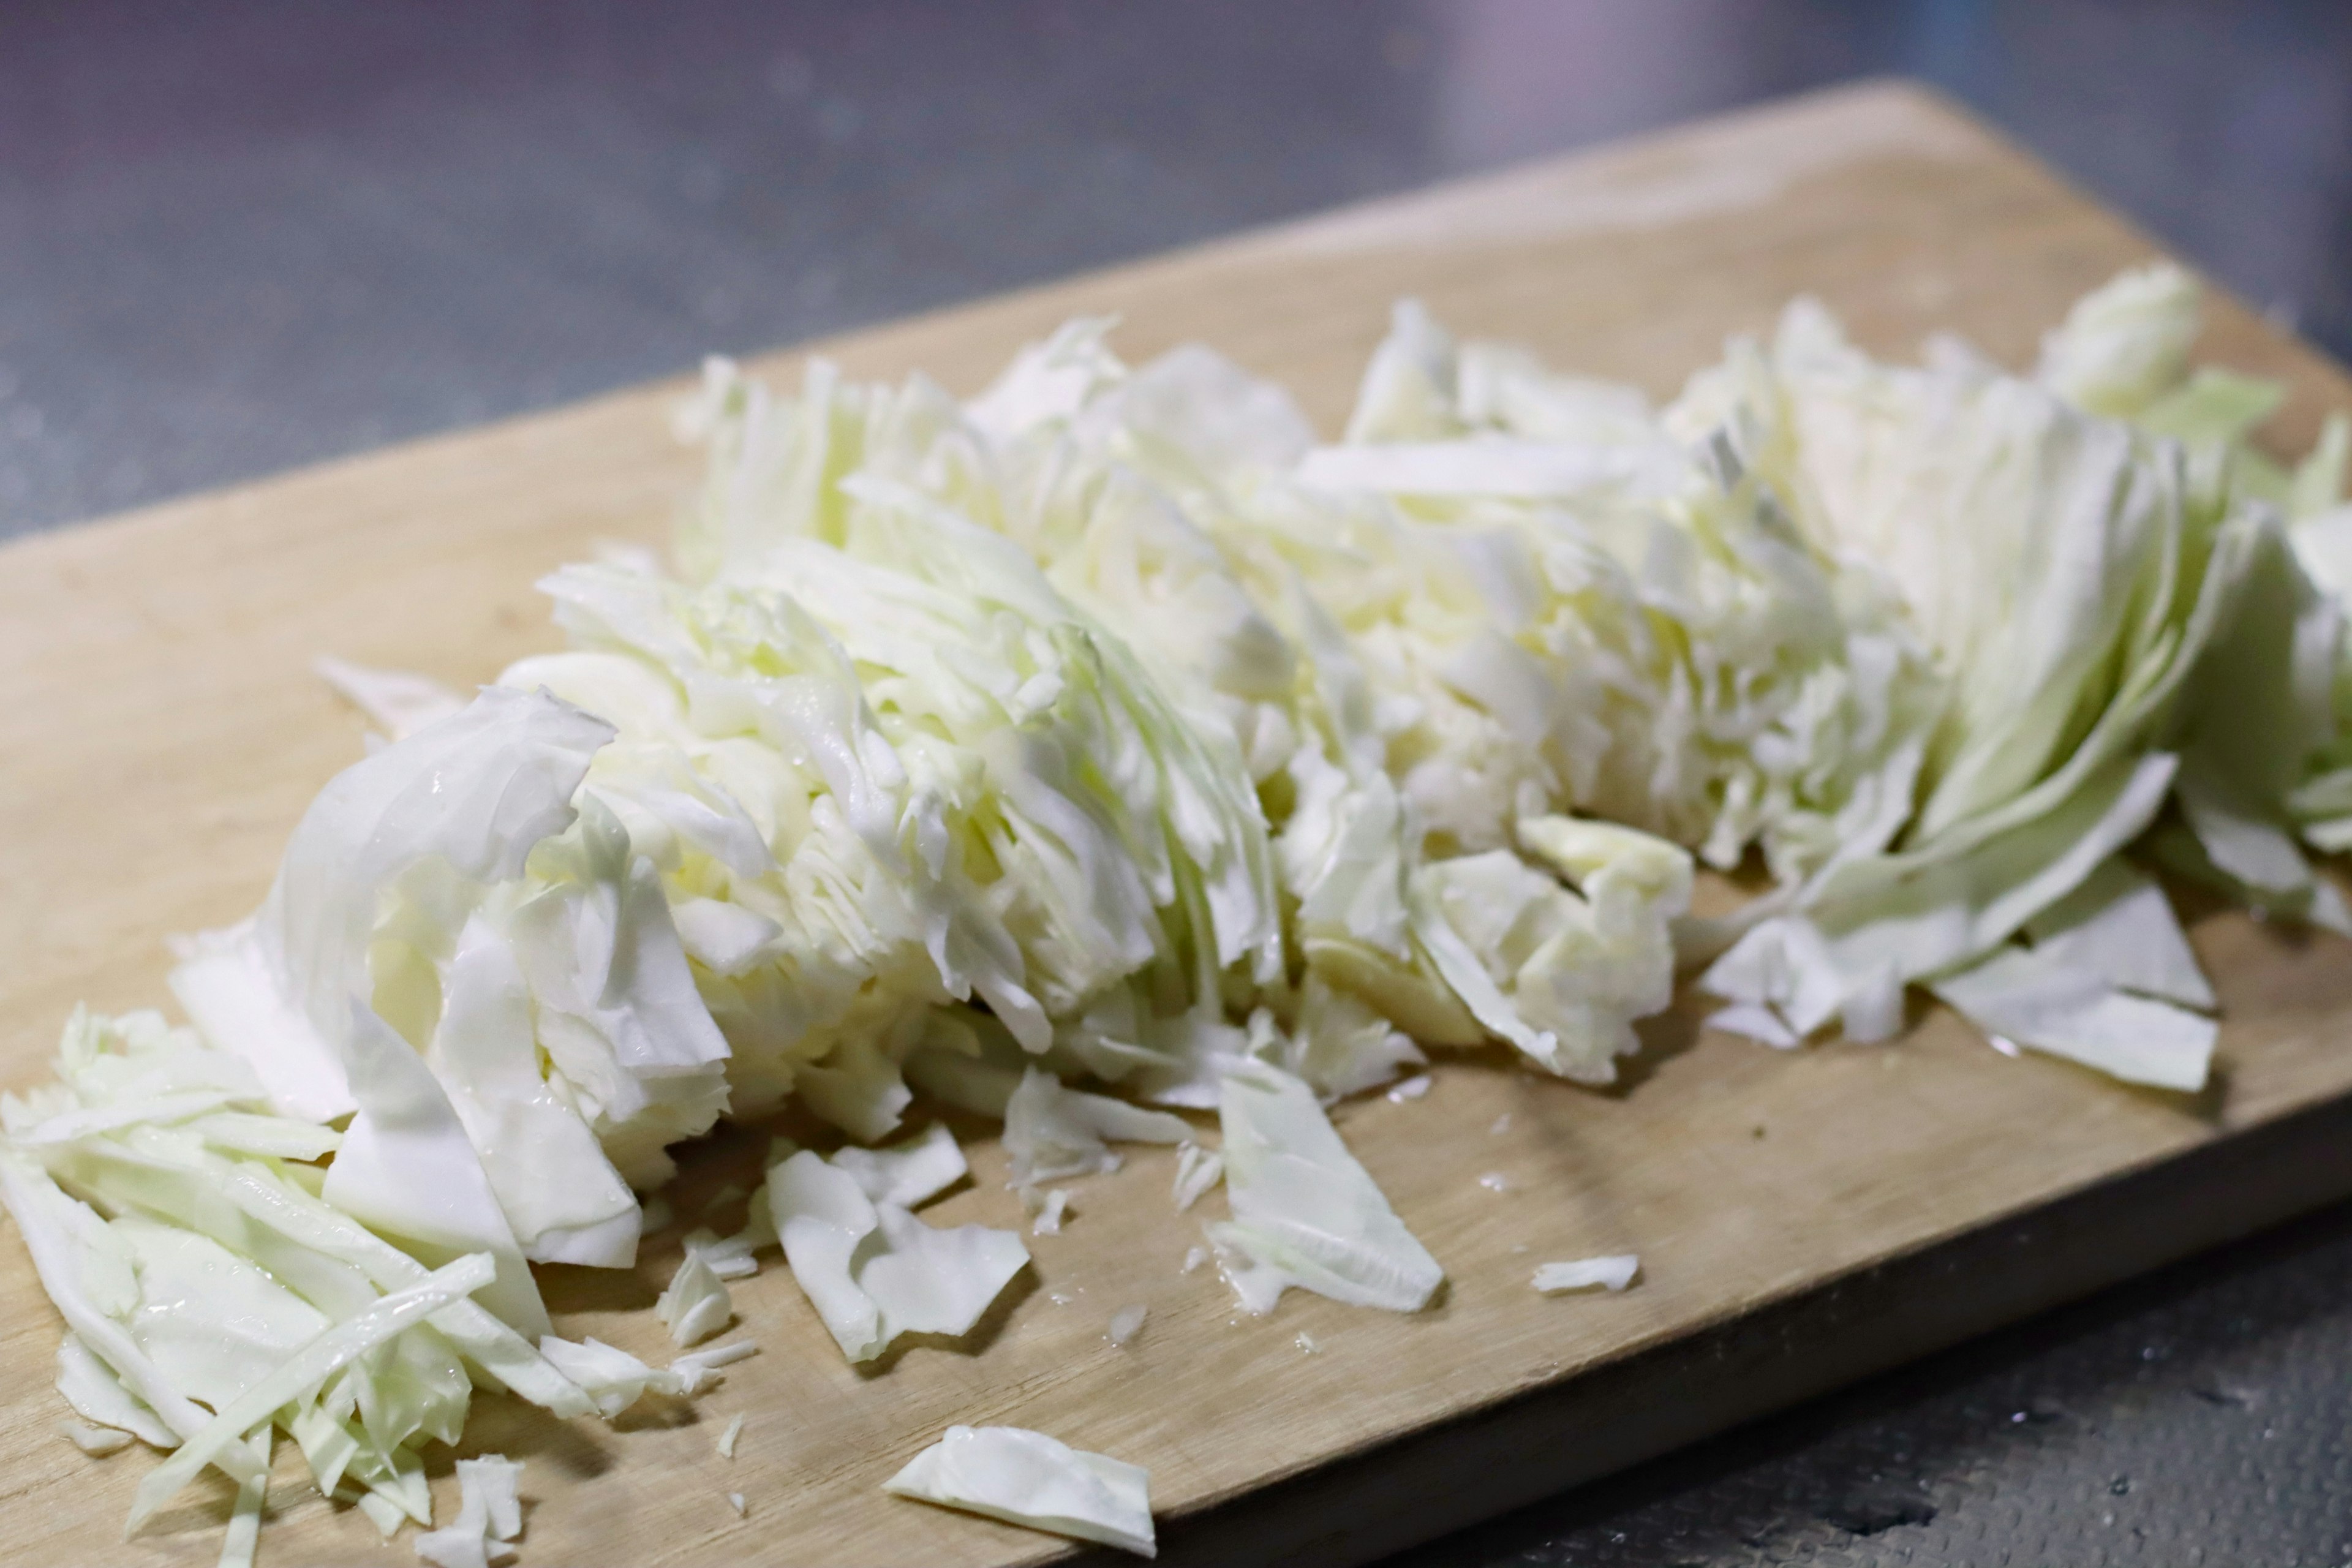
[6,2,2352,1562]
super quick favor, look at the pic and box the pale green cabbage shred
[4,263,2346,1561]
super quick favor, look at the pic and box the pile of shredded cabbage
[5,263,2345,1562]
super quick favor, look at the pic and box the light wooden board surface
[4,80,2351,1567]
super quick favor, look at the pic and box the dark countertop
[7,3,2351,1562]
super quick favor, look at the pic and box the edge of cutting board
[1145,1086,2352,1567]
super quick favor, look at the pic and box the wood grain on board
[2,80,2350,1567]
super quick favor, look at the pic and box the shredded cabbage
[7,260,2348,1564]
[1,1009,594,1536]
[1684,266,2339,1086]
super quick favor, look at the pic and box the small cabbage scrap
[884,1424,1156,1558]
[1207,1061,1442,1313]
[767,1149,1029,1362]
[535,1336,687,1419]
[656,1248,734,1347]
[1531,1255,1640,1294]
[1027,1186,1071,1235]
[415,1454,526,1568]
[667,1338,758,1396]
[1170,1142,1223,1211]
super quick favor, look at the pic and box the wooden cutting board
[4,80,2351,1567]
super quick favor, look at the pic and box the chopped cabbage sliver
[535,1336,687,1418]
[1170,1142,1223,1211]
[1207,1061,1442,1313]
[217,1431,270,1568]
[668,1338,758,1395]
[1532,1255,1640,1293]
[884,1424,1156,1558]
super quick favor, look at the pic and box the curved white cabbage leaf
[884,1423,1155,1558]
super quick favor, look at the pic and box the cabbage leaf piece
[1706,753,2184,1042]
[1001,1068,1192,1188]
[1929,941,2215,1091]
[767,1150,1029,1363]
[165,687,716,1297]
[2024,859,2213,1009]
[828,1121,968,1209]
[884,1424,1156,1559]
[179,687,612,1118]
[1206,1060,1442,1314]
[323,1004,547,1338]
[2035,262,2203,420]
[426,914,641,1267]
